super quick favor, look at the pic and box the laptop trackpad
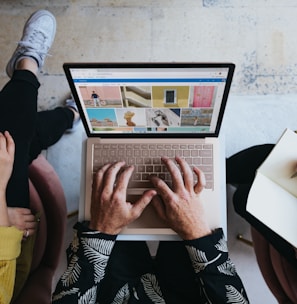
[126,194,168,229]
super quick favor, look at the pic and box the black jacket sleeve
[184,228,249,303]
[52,222,116,303]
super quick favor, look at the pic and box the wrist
[180,225,212,240]
[74,222,118,239]
[88,221,121,235]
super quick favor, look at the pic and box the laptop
[63,62,235,240]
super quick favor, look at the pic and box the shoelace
[17,28,52,56]
[26,28,49,47]
[16,40,52,60]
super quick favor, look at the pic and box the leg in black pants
[155,241,200,303]
[0,71,75,208]
[29,106,74,162]
[0,70,39,208]
[0,70,75,300]
[99,241,199,303]
[226,144,297,267]
[98,241,154,303]
[0,70,41,300]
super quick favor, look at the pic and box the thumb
[132,190,156,216]
[151,195,166,220]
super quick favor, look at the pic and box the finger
[151,195,167,222]
[175,156,194,191]
[92,163,111,194]
[25,220,37,230]
[24,214,35,222]
[193,167,206,194]
[23,227,36,238]
[150,174,172,198]
[28,227,36,235]
[114,165,134,194]
[0,132,5,150]
[4,131,15,156]
[18,208,33,215]
[91,164,112,216]
[103,161,126,195]
[161,157,184,189]
[9,207,33,219]
[132,189,156,218]
[23,229,30,238]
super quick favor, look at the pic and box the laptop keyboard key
[92,142,214,190]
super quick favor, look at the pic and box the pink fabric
[251,227,297,304]
[28,179,47,272]
[13,155,67,304]
[270,246,297,303]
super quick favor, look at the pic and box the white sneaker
[6,9,56,78]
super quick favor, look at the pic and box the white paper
[247,128,297,248]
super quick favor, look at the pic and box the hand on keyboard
[93,142,214,190]
[88,161,156,235]
[88,156,211,238]
[150,156,211,240]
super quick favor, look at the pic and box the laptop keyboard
[92,143,214,190]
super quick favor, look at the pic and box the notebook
[63,62,235,240]
[247,128,297,248]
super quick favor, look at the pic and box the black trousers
[0,70,73,208]
[98,241,200,303]
[226,144,297,267]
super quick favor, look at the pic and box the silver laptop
[63,62,235,240]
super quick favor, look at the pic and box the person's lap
[227,144,297,267]
[97,241,153,302]
[226,144,274,185]
[99,240,199,303]
[155,241,200,303]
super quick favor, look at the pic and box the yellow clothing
[0,226,22,304]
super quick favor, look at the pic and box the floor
[3,4,297,303]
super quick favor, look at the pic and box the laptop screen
[63,63,235,138]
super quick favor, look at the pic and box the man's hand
[150,156,211,240]
[89,161,156,235]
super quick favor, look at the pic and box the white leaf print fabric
[226,285,249,304]
[81,237,114,283]
[78,286,97,304]
[59,254,81,287]
[186,245,222,273]
[111,283,130,304]
[52,226,249,304]
[215,236,228,252]
[52,287,80,301]
[141,273,165,304]
[217,258,237,276]
[69,232,79,254]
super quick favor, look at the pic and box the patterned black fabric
[53,223,249,303]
